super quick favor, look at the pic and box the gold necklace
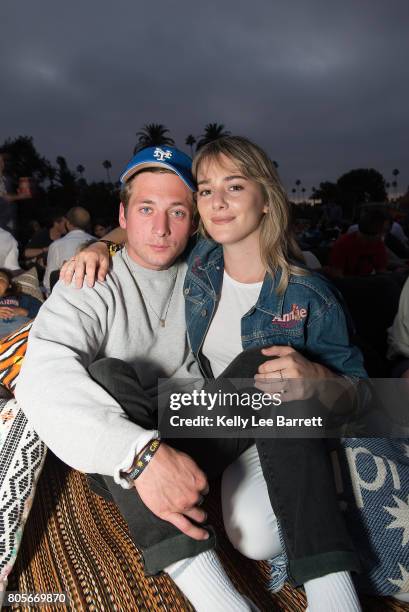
[124,250,178,328]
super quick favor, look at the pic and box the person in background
[329,209,389,277]
[0,269,41,339]
[0,152,31,235]
[24,208,68,280]
[390,215,409,250]
[43,207,94,292]
[93,218,112,239]
[0,227,20,271]
[388,275,409,378]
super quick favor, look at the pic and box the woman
[62,138,367,611]
[0,269,41,339]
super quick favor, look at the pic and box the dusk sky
[1,0,408,195]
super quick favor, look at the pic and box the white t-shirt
[388,275,409,359]
[44,229,95,290]
[0,227,20,270]
[202,271,263,377]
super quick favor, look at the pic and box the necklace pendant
[160,319,165,327]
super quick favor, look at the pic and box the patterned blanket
[269,438,409,597]
[0,321,47,602]
[1,323,408,602]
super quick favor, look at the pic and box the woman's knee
[222,445,282,560]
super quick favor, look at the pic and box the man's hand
[133,442,210,541]
[60,242,110,288]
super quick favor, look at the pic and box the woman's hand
[0,307,16,320]
[60,242,110,288]
[257,345,331,379]
[254,345,335,402]
[12,307,28,317]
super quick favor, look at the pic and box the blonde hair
[192,136,307,294]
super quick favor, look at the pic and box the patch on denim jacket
[272,303,307,329]
[191,255,202,275]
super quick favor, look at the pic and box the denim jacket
[184,239,366,379]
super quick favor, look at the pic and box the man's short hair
[120,167,177,215]
[45,208,67,229]
[358,209,390,237]
[65,206,91,231]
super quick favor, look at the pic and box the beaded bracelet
[124,438,161,483]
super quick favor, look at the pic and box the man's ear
[119,202,127,229]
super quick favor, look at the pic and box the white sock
[304,571,361,612]
[166,549,253,612]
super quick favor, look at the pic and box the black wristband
[125,438,161,483]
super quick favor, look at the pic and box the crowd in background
[1,146,409,378]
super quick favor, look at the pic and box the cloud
[0,0,408,190]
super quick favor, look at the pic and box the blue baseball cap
[119,146,196,191]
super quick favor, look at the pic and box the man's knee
[88,357,134,385]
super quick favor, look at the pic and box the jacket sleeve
[306,301,367,378]
[15,281,157,488]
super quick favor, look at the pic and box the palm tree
[76,164,85,178]
[134,124,174,154]
[185,134,196,157]
[301,187,306,201]
[291,188,296,202]
[196,123,230,150]
[392,168,400,196]
[102,160,112,182]
[295,179,301,201]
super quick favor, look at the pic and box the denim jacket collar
[190,241,285,318]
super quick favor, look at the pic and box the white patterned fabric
[0,398,47,599]
[268,439,409,597]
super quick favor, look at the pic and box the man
[16,148,258,612]
[0,226,20,270]
[43,206,94,292]
[329,209,389,276]
[17,147,360,612]
[24,208,68,270]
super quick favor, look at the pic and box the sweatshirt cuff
[113,429,159,489]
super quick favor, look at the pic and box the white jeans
[221,444,282,561]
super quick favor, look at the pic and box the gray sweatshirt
[16,248,202,487]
